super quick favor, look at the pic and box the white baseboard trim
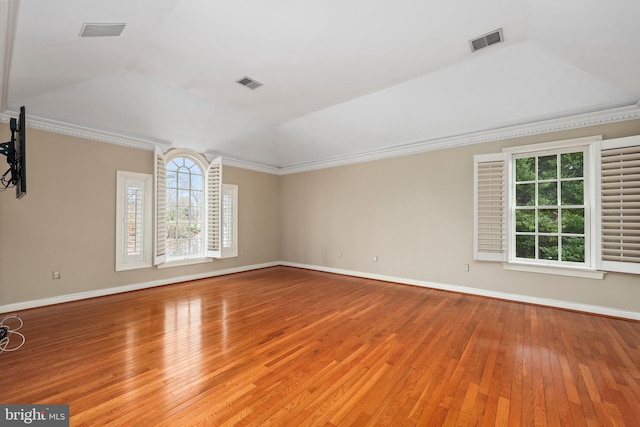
[0,262,279,314]
[280,262,640,321]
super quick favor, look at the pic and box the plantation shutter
[600,135,640,274]
[207,157,222,258]
[474,153,508,261]
[154,147,166,265]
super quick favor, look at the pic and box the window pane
[178,223,190,239]
[516,183,535,206]
[178,190,190,205]
[167,223,176,239]
[167,189,177,205]
[516,157,535,182]
[177,206,189,221]
[191,174,203,191]
[538,155,557,180]
[190,238,201,255]
[561,181,584,205]
[515,209,535,232]
[178,171,191,189]
[538,209,558,233]
[191,190,203,206]
[562,209,585,234]
[538,182,557,206]
[166,171,177,188]
[562,237,585,262]
[539,236,558,261]
[516,235,536,258]
[561,152,583,178]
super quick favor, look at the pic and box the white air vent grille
[236,76,263,90]
[80,23,126,37]
[470,29,503,52]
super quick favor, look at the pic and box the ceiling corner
[0,0,20,112]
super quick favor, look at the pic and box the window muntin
[512,148,588,266]
[165,155,205,260]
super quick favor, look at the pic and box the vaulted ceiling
[1,0,639,171]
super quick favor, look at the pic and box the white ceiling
[2,0,640,169]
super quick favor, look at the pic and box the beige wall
[279,119,640,314]
[2,119,640,314]
[0,126,279,306]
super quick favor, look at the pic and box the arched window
[154,148,234,266]
[165,154,205,259]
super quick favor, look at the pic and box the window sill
[157,257,213,269]
[503,262,606,280]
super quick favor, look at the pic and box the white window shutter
[207,157,222,258]
[474,153,509,262]
[221,184,238,258]
[599,135,640,274]
[116,171,152,271]
[154,147,166,265]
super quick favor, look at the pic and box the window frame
[507,143,595,270]
[164,151,208,262]
[504,136,600,275]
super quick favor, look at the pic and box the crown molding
[221,157,281,174]
[2,101,639,176]
[277,102,640,174]
[0,110,160,151]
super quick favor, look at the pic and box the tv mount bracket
[0,117,18,163]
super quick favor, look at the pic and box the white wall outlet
[52,271,61,280]
[373,256,378,262]
[463,263,470,272]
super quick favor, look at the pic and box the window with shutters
[474,134,640,277]
[154,148,238,267]
[116,171,152,271]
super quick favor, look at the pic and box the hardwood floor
[2,266,640,426]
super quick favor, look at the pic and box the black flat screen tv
[1,106,26,198]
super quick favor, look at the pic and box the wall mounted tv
[1,106,26,198]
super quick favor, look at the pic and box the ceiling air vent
[80,23,126,37]
[470,28,503,52]
[236,76,263,90]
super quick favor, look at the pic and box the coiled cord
[0,314,25,352]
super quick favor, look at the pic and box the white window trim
[156,257,213,269]
[116,171,152,271]
[504,136,602,277]
[163,149,209,263]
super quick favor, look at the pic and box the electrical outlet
[373,256,378,262]
[463,263,470,272]
[52,271,61,280]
